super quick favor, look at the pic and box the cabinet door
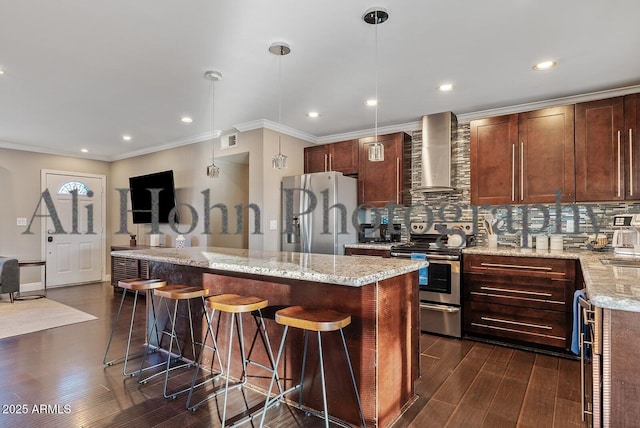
[358,133,407,207]
[328,140,359,175]
[575,97,625,201]
[470,115,518,205]
[519,105,575,203]
[304,145,328,173]
[625,94,640,200]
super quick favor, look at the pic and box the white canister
[535,235,548,250]
[550,234,563,251]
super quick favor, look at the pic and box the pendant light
[204,70,222,178]
[269,42,291,169]
[363,7,388,162]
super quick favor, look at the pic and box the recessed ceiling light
[533,60,557,71]
[0,69,4,75]
[122,135,132,141]
[437,83,455,92]
[365,99,378,107]
[81,148,89,153]
[308,111,320,118]
[181,116,193,123]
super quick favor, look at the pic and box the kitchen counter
[344,242,397,251]
[463,246,640,312]
[111,246,422,427]
[112,246,426,287]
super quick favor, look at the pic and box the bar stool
[138,285,213,400]
[103,278,167,376]
[187,294,282,426]
[260,306,366,428]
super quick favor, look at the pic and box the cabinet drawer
[464,254,575,279]
[464,300,567,348]
[345,248,391,258]
[464,272,568,311]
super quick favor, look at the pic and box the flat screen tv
[129,170,179,224]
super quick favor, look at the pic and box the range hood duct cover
[415,111,457,193]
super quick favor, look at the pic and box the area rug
[0,298,97,339]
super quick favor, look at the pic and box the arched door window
[58,181,91,195]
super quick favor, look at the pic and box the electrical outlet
[566,219,574,233]
[269,220,278,230]
[16,217,27,226]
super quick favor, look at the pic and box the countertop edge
[112,248,427,287]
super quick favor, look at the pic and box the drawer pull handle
[470,291,564,306]
[479,262,553,271]
[471,322,564,341]
[480,316,552,330]
[479,286,552,297]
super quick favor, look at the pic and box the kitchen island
[111,247,427,427]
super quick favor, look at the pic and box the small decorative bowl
[585,234,608,250]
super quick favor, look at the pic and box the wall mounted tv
[129,170,179,224]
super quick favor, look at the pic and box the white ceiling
[1,0,639,161]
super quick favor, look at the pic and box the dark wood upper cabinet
[470,114,519,205]
[303,139,359,175]
[575,97,625,201]
[358,132,411,207]
[304,144,330,173]
[518,105,575,203]
[470,105,574,205]
[625,94,640,200]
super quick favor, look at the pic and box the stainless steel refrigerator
[281,171,357,255]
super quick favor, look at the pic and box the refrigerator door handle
[299,174,312,253]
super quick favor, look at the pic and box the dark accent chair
[0,257,19,303]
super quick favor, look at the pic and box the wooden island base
[148,261,419,427]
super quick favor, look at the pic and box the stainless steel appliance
[390,221,475,338]
[611,214,640,255]
[578,294,603,427]
[281,171,357,255]
[358,223,402,243]
[412,112,457,193]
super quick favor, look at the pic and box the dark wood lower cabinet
[345,247,392,258]
[463,254,577,352]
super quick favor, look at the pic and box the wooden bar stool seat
[260,306,366,428]
[138,284,213,401]
[187,294,282,426]
[103,278,167,376]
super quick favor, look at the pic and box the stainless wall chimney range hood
[414,111,458,193]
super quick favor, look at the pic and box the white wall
[0,147,111,283]
[109,139,249,250]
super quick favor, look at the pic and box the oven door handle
[420,303,460,313]
[391,252,459,261]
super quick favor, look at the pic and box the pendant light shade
[204,70,222,178]
[270,42,291,169]
[364,7,388,162]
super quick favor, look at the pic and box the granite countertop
[344,242,396,250]
[111,246,427,287]
[463,245,640,312]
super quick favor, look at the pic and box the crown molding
[314,121,421,145]
[0,140,112,162]
[456,84,640,124]
[110,130,219,161]
[233,119,318,143]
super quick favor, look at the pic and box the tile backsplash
[382,124,640,250]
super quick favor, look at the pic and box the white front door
[43,171,105,287]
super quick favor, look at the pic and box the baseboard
[20,282,43,292]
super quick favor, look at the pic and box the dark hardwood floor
[0,282,584,427]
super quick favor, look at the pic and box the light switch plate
[269,220,278,230]
[16,217,27,226]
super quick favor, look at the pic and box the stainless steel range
[391,221,475,338]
